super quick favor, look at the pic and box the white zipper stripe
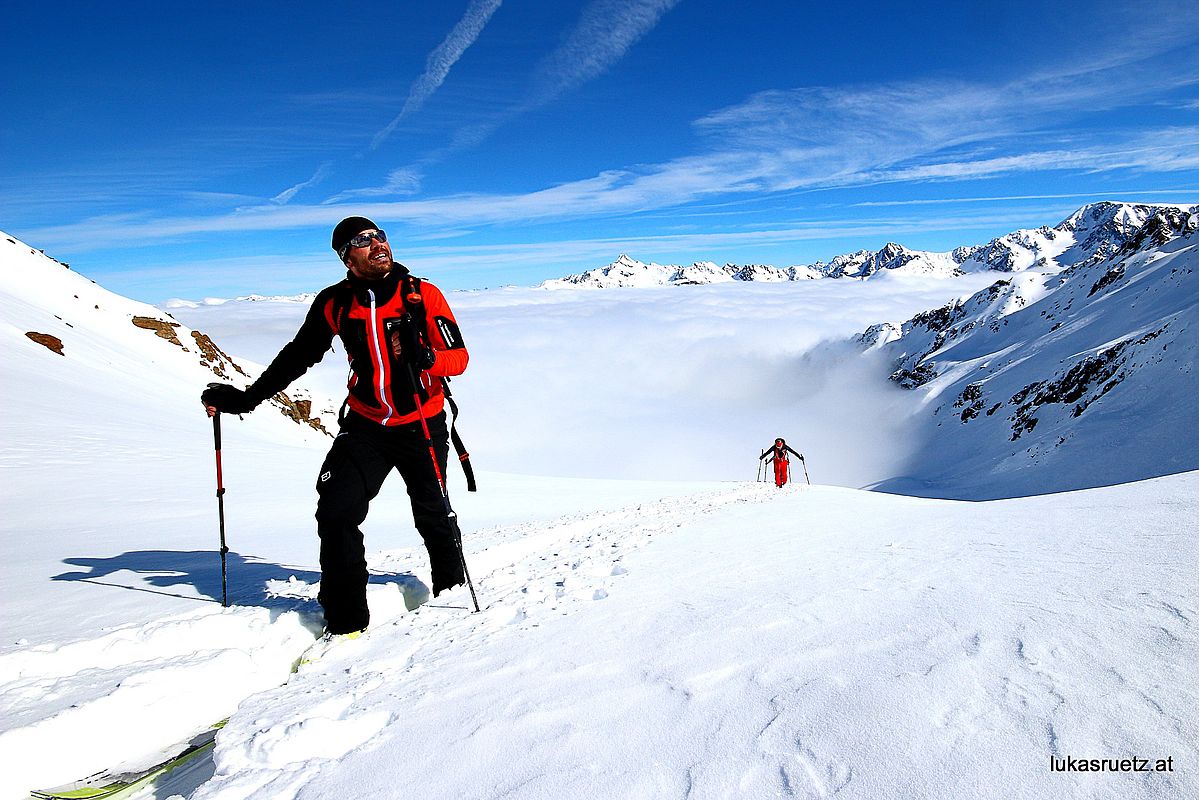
[366,289,396,424]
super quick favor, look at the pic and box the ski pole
[400,326,480,613]
[210,412,230,607]
[800,455,811,485]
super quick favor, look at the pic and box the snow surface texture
[193,477,1199,800]
[2,203,1197,799]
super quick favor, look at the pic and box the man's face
[343,229,394,280]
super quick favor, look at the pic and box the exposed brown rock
[271,392,330,435]
[190,330,249,379]
[131,316,188,350]
[26,332,65,356]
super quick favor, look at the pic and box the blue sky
[3,0,1197,301]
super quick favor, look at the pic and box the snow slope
[199,477,1199,800]
[0,233,346,646]
[864,206,1199,498]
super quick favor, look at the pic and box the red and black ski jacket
[760,442,802,463]
[247,264,468,427]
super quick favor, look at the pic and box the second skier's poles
[210,412,230,607]
[799,455,811,485]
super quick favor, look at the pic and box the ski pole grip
[213,413,222,450]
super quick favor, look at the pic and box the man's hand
[408,346,436,370]
[201,383,259,415]
[390,315,436,371]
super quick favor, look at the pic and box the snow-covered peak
[1055,200,1156,236]
[540,202,1198,290]
[540,254,676,289]
[954,201,1197,277]
[828,242,962,279]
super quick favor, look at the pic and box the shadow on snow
[50,550,430,613]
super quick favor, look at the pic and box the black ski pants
[314,410,464,634]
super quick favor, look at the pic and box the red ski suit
[760,442,802,487]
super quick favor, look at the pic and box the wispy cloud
[343,0,682,198]
[270,162,333,205]
[528,0,681,106]
[342,23,1197,207]
[324,167,424,203]
[28,122,1199,254]
[681,41,1199,195]
[850,190,1199,208]
[25,31,1199,256]
[370,0,505,151]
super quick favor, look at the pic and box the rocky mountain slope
[858,206,1199,498]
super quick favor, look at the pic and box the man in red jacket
[202,216,470,635]
[760,438,803,488]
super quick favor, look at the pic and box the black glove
[409,347,436,370]
[201,382,260,414]
[396,315,436,370]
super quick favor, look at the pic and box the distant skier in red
[760,438,804,487]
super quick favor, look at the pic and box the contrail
[270,162,332,205]
[530,0,681,106]
[371,0,504,151]
[418,0,683,155]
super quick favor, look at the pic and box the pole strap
[441,378,477,492]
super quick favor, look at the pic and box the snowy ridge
[862,206,1199,497]
[955,201,1170,275]
[0,232,337,436]
[541,202,1196,288]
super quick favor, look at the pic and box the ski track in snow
[192,481,786,799]
[181,477,1199,800]
[5,473,1197,800]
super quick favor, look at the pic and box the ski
[290,628,366,673]
[30,628,369,798]
[29,722,224,800]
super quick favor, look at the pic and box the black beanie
[331,216,379,255]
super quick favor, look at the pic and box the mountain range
[541,202,1188,288]
[858,203,1198,497]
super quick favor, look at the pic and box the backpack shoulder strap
[402,275,427,330]
[325,279,355,336]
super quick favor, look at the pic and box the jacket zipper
[366,289,396,424]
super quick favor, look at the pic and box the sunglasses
[339,229,387,258]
